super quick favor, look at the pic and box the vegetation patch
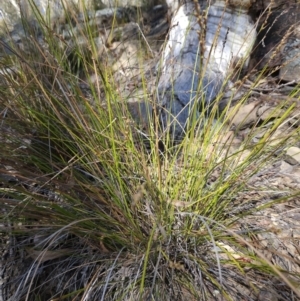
[1,1,300,300]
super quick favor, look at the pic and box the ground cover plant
[1,1,300,300]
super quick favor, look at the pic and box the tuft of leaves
[1,1,300,300]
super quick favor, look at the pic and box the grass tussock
[1,1,300,300]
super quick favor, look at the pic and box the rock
[251,3,300,82]
[0,0,94,36]
[0,4,143,62]
[229,100,262,129]
[279,35,300,82]
[285,146,300,165]
[165,0,180,15]
[257,288,279,301]
[101,0,165,8]
[0,1,20,34]
[280,161,294,173]
[157,1,256,142]
[227,97,288,130]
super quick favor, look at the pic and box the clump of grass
[1,1,300,300]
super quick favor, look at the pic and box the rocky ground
[1,1,300,300]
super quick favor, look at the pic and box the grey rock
[0,0,94,36]
[280,37,300,82]
[285,147,300,165]
[102,0,141,7]
[157,1,256,141]
[101,0,165,8]
[0,1,20,34]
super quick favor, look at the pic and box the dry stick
[135,22,155,58]
[243,79,296,92]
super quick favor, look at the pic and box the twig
[135,22,154,58]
